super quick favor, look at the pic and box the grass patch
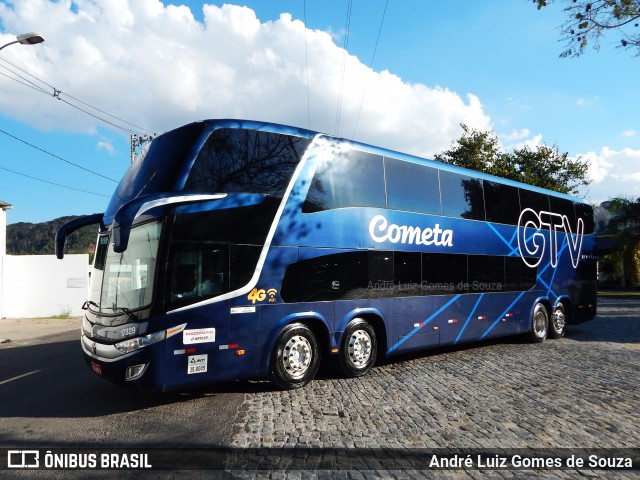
[598,291,640,299]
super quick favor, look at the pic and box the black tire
[336,319,377,378]
[269,323,320,390]
[549,304,566,339]
[530,302,549,343]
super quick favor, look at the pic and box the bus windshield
[89,221,162,314]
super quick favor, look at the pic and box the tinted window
[184,129,311,197]
[230,245,261,291]
[422,253,467,295]
[549,197,576,233]
[385,158,441,215]
[394,251,422,297]
[519,189,549,217]
[484,181,520,225]
[303,146,386,213]
[439,170,485,220]
[549,197,576,229]
[368,251,394,299]
[575,203,595,234]
[468,255,505,287]
[504,257,537,291]
[171,198,280,245]
[166,243,229,310]
[281,251,369,302]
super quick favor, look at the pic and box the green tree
[602,197,640,287]
[434,124,590,195]
[535,0,640,57]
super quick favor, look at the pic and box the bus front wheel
[530,303,549,343]
[269,323,320,390]
[336,319,377,378]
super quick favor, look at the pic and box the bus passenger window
[302,146,385,213]
[484,181,520,225]
[167,244,229,308]
[519,189,550,218]
[422,253,467,295]
[385,158,441,215]
[504,256,537,291]
[549,197,577,229]
[574,203,595,234]
[184,128,310,198]
[394,252,422,297]
[439,171,485,221]
[468,255,505,291]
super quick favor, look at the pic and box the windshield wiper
[119,307,138,322]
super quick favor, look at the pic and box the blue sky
[1,0,639,225]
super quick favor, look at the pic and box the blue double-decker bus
[57,119,597,391]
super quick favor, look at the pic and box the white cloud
[622,129,637,138]
[500,128,530,143]
[0,0,491,158]
[581,147,640,202]
[576,96,598,107]
[97,140,114,155]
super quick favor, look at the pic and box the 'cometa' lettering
[369,215,453,247]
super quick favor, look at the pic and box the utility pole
[130,134,155,163]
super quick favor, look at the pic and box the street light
[0,32,45,52]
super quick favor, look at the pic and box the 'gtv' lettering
[517,208,584,269]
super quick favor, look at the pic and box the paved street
[227,297,640,477]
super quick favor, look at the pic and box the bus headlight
[115,331,166,354]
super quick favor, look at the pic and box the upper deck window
[385,158,441,215]
[302,143,386,213]
[184,128,311,198]
[439,170,485,221]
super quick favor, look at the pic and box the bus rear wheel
[530,303,549,343]
[336,319,377,378]
[269,323,320,390]
[549,304,566,339]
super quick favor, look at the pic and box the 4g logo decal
[248,288,278,304]
[517,208,584,269]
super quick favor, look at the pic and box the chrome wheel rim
[282,335,312,378]
[348,329,372,368]
[534,307,548,338]
[552,308,566,334]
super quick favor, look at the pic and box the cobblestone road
[228,298,640,478]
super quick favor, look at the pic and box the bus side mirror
[55,213,104,259]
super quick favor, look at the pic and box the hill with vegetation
[6,216,97,259]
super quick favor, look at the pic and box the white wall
[0,207,6,256]
[0,207,6,318]
[1,254,89,318]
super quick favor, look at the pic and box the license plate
[90,362,103,376]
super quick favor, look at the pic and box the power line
[303,0,311,130]
[334,0,354,137]
[352,0,389,139]
[0,164,111,198]
[0,55,153,136]
[0,128,118,183]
